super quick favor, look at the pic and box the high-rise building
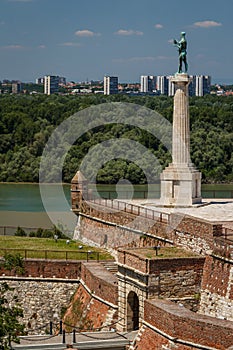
[44,75,59,95]
[157,76,169,95]
[192,75,211,96]
[140,75,157,93]
[36,77,44,85]
[12,82,22,94]
[104,76,118,95]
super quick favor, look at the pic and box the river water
[0,183,232,233]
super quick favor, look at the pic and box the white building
[140,75,157,93]
[104,76,118,95]
[44,75,59,95]
[193,75,211,97]
[157,76,169,95]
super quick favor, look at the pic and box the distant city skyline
[0,0,232,84]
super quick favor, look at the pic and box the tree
[0,282,25,349]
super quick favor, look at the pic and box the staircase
[100,261,118,275]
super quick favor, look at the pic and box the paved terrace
[13,331,136,350]
[139,198,233,228]
[89,197,233,227]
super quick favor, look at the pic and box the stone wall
[117,248,205,332]
[132,299,233,350]
[1,277,78,335]
[199,255,233,321]
[76,202,222,256]
[118,249,205,299]
[0,260,118,335]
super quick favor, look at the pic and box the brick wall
[141,299,233,350]
[0,259,81,279]
[81,262,118,305]
[77,202,222,255]
[132,327,192,350]
[63,283,116,332]
[118,249,205,299]
[199,255,233,321]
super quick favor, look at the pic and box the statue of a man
[173,32,188,73]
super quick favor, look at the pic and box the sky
[0,0,232,84]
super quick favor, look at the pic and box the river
[0,183,232,234]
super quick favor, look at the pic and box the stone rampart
[199,255,233,321]
[135,299,233,350]
[0,277,78,335]
[76,202,222,257]
[81,262,118,305]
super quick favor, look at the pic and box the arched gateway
[127,291,139,331]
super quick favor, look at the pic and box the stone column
[160,74,202,207]
[172,75,191,165]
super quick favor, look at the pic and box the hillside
[0,93,232,183]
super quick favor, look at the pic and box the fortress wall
[0,278,78,335]
[199,255,233,321]
[62,282,117,332]
[134,299,233,350]
[0,260,118,335]
[0,258,81,279]
[81,262,118,305]
[76,203,220,257]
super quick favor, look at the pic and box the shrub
[15,227,27,237]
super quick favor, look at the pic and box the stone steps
[100,261,118,275]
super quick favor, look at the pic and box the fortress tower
[160,74,202,206]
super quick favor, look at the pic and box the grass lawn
[0,235,113,261]
[126,246,200,259]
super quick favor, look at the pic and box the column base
[160,163,202,207]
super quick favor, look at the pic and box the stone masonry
[160,74,202,206]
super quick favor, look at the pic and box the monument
[160,32,202,207]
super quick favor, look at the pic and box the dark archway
[127,291,139,331]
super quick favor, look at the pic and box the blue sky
[0,0,232,83]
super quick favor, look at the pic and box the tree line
[0,93,232,184]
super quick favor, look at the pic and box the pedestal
[160,74,202,207]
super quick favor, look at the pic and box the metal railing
[88,197,170,223]
[0,248,100,261]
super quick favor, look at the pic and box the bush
[29,231,36,237]
[2,253,25,275]
[15,227,27,237]
[35,228,43,238]
[41,230,54,238]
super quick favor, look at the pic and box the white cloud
[0,44,24,50]
[155,24,163,29]
[113,55,172,63]
[194,20,222,28]
[38,45,46,49]
[59,42,81,47]
[75,30,100,37]
[115,29,143,36]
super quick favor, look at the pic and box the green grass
[0,236,113,261]
[128,246,200,259]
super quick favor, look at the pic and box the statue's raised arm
[173,32,188,74]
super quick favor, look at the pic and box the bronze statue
[173,32,188,73]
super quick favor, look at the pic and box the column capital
[171,73,190,85]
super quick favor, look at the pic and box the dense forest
[0,93,232,184]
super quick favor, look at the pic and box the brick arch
[127,290,139,331]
